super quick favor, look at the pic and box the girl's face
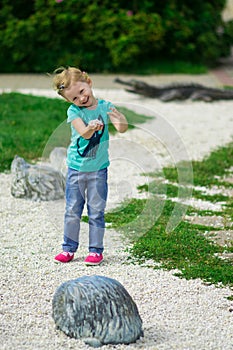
[64,80,97,108]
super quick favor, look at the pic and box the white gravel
[1,88,233,349]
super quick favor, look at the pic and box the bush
[81,6,164,69]
[0,0,231,73]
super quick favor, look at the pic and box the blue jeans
[62,167,108,254]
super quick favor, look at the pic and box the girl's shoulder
[97,99,115,109]
[67,104,84,123]
[68,104,82,113]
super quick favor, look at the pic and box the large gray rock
[11,155,65,201]
[52,275,144,347]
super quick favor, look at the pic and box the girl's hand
[108,108,124,121]
[88,119,103,131]
[108,108,128,133]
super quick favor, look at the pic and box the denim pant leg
[63,168,86,252]
[87,168,108,254]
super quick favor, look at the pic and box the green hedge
[0,0,232,73]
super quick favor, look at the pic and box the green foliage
[100,11,163,68]
[222,19,233,56]
[157,0,230,65]
[0,0,231,73]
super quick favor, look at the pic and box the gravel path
[1,88,233,349]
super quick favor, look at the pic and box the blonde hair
[52,66,89,97]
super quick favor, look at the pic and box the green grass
[104,142,233,287]
[0,93,69,171]
[0,92,152,172]
[138,180,229,203]
[138,181,179,197]
[156,143,233,187]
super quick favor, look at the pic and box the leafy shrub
[0,0,231,73]
[81,6,163,69]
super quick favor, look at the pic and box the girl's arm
[108,108,128,133]
[71,118,103,139]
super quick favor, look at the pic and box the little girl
[52,66,128,265]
